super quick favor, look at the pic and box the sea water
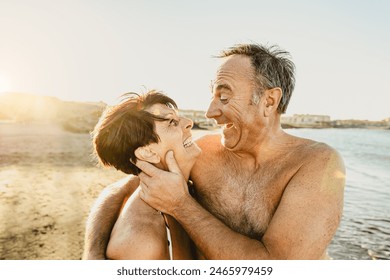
[287,128,390,260]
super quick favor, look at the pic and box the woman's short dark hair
[92,90,177,175]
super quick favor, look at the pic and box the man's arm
[82,175,139,259]
[137,148,345,259]
[261,145,345,259]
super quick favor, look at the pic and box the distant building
[178,109,390,130]
[281,114,331,128]
[332,119,389,129]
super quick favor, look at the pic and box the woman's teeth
[183,138,193,148]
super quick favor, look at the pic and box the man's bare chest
[192,162,297,239]
[195,173,280,238]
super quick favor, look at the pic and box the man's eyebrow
[214,83,232,91]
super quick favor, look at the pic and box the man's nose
[206,98,222,119]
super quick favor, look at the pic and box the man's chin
[221,135,240,151]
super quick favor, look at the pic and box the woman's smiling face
[145,103,201,176]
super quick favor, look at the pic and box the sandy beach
[0,122,124,259]
[0,122,211,259]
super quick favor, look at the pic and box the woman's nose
[182,117,193,130]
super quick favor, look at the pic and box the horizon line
[1,91,389,122]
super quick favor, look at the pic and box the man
[83,43,345,260]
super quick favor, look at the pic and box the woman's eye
[169,119,179,126]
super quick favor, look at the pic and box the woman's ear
[134,146,161,164]
[263,87,282,117]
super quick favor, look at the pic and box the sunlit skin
[145,103,202,179]
[105,103,201,259]
[208,56,266,152]
[83,54,345,260]
[134,55,345,259]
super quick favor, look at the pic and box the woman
[92,90,201,259]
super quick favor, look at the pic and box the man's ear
[263,87,282,117]
[134,146,161,164]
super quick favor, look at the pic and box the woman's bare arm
[82,175,139,259]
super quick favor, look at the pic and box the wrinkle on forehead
[214,55,257,91]
[215,55,256,84]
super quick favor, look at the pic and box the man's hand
[136,150,189,215]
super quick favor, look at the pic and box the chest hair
[193,158,294,239]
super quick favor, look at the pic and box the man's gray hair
[218,44,296,114]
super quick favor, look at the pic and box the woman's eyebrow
[149,112,176,122]
[163,112,175,118]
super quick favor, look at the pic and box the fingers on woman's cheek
[139,181,147,193]
[135,161,158,177]
[138,172,149,182]
[139,185,148,200]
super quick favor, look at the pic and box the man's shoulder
[192,134,224,176]
[195,134,227,164]
[288,134,340,161]
[291,138,345,178]
[195,134,223,153]
[108,174,139,187]
[105,175,140,196]
[303,140,342,163]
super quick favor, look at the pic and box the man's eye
[220,97,228,104]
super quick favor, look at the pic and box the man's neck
[228,126,292,170]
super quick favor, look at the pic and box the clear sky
[1,0,389,120]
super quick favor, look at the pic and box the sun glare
[0,75,11,93]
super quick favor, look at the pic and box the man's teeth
[183,138,193,148]
[225,123,234,129]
